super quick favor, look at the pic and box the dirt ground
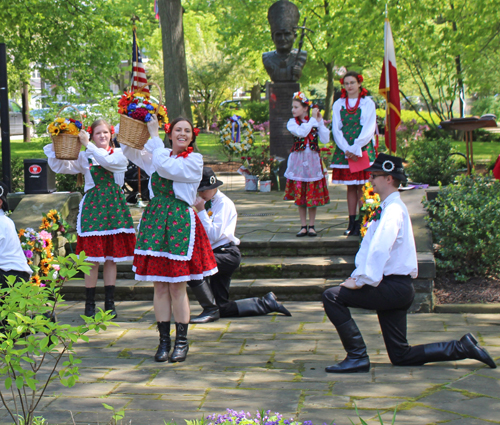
[434,274,500,304]
[205,161,242,173]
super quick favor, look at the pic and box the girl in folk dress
[44,119,136,318]
[284,91,330,237]
[330,71,377,236]
[122,115,217,363]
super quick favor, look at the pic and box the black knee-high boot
[234,292,292,317]
[189,280,220,324]
[325,319,371,373]
[422,333,496,368]
[104,285,117,318]
[170,323,189,363]
[344,215,356,236]
[155,321,171,362]
[84,287,96,318]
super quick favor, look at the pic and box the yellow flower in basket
[55,117,65,124]
[59,122,68,131]
[53,127,60,136]
[68,123,79,135]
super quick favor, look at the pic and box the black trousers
[209,244,241,317]
[323,275,433,366]
[0,269,31,290]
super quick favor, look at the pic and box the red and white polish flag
[379,19,401,153]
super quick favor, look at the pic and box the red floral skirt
[76,232,136,262]
[331,167,370,185]
[133,213,218,283]
[283,177,330,208]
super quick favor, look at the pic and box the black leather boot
[84,287,96,318]
[423,333,496,368]
[348,218,361,237]
[235,292,292,317]
[189,280,220,324]
[325,319,370,373]
[170,323,189,363]
[344,215,356,235]
[154,321,171,362]
[104,285,117,319]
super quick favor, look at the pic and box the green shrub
[406,138,459,185]
[0,156,24,193]
[55,173,84,194]
[423,174,500,280]
[471,96,500,118]
[243,101,269,124]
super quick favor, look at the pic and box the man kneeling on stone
[322,153,497,373]
[189,167,291,323]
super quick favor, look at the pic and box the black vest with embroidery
[290,126,319,153]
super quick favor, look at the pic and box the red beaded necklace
[345,94,362,115]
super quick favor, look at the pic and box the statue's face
[272,29,296,54]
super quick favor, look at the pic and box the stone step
[60,276,432,306]
[78,252,435,281]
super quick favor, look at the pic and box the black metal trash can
[24,159,56,194]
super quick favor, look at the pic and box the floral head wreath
[164,123,200,136]
[293,91,312,106]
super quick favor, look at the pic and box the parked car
[0,100,35,136]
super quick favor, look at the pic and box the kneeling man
[322,154,496,373]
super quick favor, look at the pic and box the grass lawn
[450,141,500,162]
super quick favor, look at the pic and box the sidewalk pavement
[2,301,498,425]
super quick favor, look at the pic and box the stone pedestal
[269,82,299,190]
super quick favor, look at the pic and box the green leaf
[5,377,12,389]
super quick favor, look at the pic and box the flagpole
[384,6,392,155]
[132,21,143,205]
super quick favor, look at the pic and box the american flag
[131,28,149,93]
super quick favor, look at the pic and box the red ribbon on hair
[193,128,200,136]
[164,123,171,134]
[176,146,193,158]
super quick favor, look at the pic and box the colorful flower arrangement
[117,91,168,127]
[219,115,254,154]
[17,210,68,286]
[47,117,83,136]
[204,409,331,425]
[358,182,381,238]
[238,144,280,181]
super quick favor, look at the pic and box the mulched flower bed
[434,274,500,304]
[205,161,241,173]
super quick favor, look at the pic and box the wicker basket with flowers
[116,82,168,149]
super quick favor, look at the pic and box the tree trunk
[22,81,31,142]
[250,83,260,102]
[158,0,192,122]
[324,61,335,121]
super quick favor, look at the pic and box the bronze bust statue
[262,0,307,83]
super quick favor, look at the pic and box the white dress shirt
[351,192,418,287]
[197,190,240,249]
[122,137,203,206]
[331,97,377,166]
[44,142,128,191]
[0,210,33,275]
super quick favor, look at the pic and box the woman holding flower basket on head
[44,119,136,319]
[284,91,330,237]
[122,115,217,364]
[330,71,377,237]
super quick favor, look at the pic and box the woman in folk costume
[122,115,217,363]
[284,91,330,237]
[330,71,377,236]
[44,119,136,318]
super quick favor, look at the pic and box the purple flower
[24,250,33,259]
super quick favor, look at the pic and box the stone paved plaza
[2,302,499,425]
